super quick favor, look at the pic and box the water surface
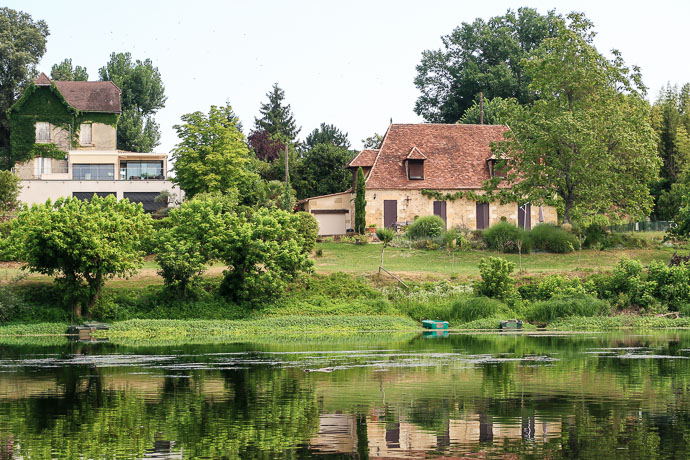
[0,331,689,458]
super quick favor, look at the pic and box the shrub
[483,221,532,253]
[525,295,611,322]
[582,215,610,248]
[406,215,445,239]
[375,227,395,245]
[519,274,588,301]
[0,220,17,261]
[474,257,517,300]
[293,211,319,254]
[530,224,579,253]
[647,261,690,310]
[451,296,505,323]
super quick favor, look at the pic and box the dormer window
[407,159,424,180]
[405,146,426,180]
[487,157,507,178]
[35,122,50,142]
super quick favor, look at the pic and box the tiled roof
[54,80,121,113]
[365,123,508,189]
[348,149,379,168]
[34,73,51,86]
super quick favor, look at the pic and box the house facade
[9,73,182,212]
[298,123,557,235]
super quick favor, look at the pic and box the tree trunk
[74,302,82,319]
[85,277,102,319]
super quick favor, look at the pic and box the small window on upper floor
[79,123,92,145]
[408,159,424,180]
[35,122,50,142]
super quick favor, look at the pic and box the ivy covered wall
[8,83,119,166]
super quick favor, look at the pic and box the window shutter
[80,123,92,145]
[35,122,50,141]
[408,160,424,179]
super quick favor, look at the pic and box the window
[34,157,52,176]
[79,123,92,145]
[35,122,50,142]
[120,161,164,180]
[488,159,507,178]
[73,164,114,180]
[407,159,424,180]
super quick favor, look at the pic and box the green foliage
[361,133,383,149]
[354,166,366,234]
[0,170,21,216]
[647,261,690,310]
[0,7,49,169]
[525,295,611,322]
[11,195,152,317]
[219,208,314,304]
[254,83,300,145]
[519,274,589,301]
[98,52,166,152]
[406,215,445,239]
[458,97,522,125]
[669,183,690,238]
[304,122,351,150]
[154,199,227,294]
[376,228,395,245]
[293,211,319,254]
[171,103,263,203]
[451,296,505,323]
[414,7,561,123]
[482,221,532,253]
[530,224,579,253]
[581,215,610,248]
[489,14,660,223]
[0,219,18,261]
[474,257,516,300]
[294,143,354,199]
[50,58,88,81]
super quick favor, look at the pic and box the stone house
[9,73,182,211]
[298,123,557,235]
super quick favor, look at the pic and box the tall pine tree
[254,83,300,144]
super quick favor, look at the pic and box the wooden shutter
[384,200,397,228]
[35,122,50,141]
[518,204,531,229]
[80,123,92,145]
[408,160,424,179]
[476,202,489,230]
[433,201,447,227]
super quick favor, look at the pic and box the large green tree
[0,170,21,217]
[294,143,354,199]
[304,123,350,150]
[11,195,151,317]
[254,83,300,144]
[98,52,166,152]
[171,103,262,203]
[0,8,49,169]
[50,58,88,81]
[414,7,560,123]
[488,14,660,224]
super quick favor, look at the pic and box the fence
[608,221,675,233]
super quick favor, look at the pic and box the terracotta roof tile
[365,124,508,189]
[348,149,379,168]
[54,80,122,113]
[34,72,51,86]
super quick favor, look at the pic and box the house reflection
[309,412,561,458]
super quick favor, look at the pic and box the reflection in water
[0,332,689,457]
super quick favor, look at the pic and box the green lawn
[312,240,679,280]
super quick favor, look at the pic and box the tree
[488,14,660,224]
[219,208,314,304]
[294,143,353,199]
[354,167,367,234]
[254,83,300,144]
[458,97,521,125]
[414,7,561,123]
[11,195,151,317]
[247,129,285,162]
[171,103,263,204]
[375,227,394,273]
[50,58,88,81]
[361,133,383,149]
[0,8,49,169]
[304,123,350,150]
[0,170,21,217]
[98,52,166,152]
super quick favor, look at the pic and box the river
[0,331,688,458]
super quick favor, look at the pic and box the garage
[312,209,348,235]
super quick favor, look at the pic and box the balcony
[120,160,165,181]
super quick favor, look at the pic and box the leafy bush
[582,215,610,248]
[0,220,17,261]
[451,296,505,323]
[519,274,589,301]
[525,295,611,322]
[474,257,517,300]
[647,261,690,310]
[406,215,445,239]
[530,224,579,253]
[0,284,24,323]
[482,221,532,253]
[375,227,395,245]
[293,211,319,254]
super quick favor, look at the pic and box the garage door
[313,212,347,235]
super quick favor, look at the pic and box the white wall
[18,180,184,205]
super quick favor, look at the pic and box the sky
[7,0,690,155]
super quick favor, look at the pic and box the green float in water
[499,319,523,330]
[422,320,449,329]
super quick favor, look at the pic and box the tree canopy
[0,170,21,216]
[98,52,166,152]
[254,83,300,144]
[304,123,351,150]
[414,7,560,123]
[488,13,660,224]
[294,143,353,199]
[361,133,383,149]
[50,58,88,81]
[0,8,49,169]
[171,103,262,204]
